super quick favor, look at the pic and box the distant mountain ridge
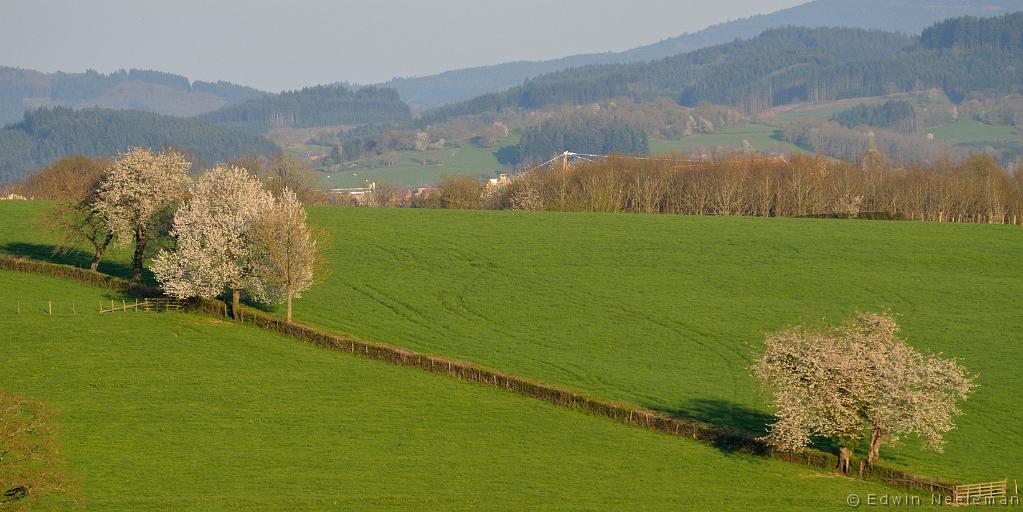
[0,67,267,126]
[421,13,1023,122]
[383,0,1023,109]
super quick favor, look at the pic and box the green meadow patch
[0,270,906,511]
[1,202,1019,485]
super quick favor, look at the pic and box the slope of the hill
[384,0,1023,109]
[0,269,908,511]
[423,14,1023,123]
[0,107,279,183]
[0,67,266,125]
[0,202,1018,485]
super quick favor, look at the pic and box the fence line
[0,253,965,496]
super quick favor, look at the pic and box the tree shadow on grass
[0,242,154,285]
[651,398,842,457]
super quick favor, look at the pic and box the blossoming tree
[93,148,191,280]
[752,311,975,474]
[250,188,320,324]
[151,165,274,318]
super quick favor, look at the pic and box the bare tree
[0,391,78,509]
[93,148,191,280]
[46,201,114,271]
[250,188,323,324]
[151,165,275,318]
[753,311,975,473]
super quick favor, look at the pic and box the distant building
[488,173,511,186]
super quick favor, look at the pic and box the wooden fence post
[48,301,51,315]
[72,303,76,315]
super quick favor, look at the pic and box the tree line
[196,85,412,134]
[0,107,280,184]
[8,150,326,322]
[832,100,917,134]
[359,152,1023,225]
[921,11,1023,51]
[516,117,649,164]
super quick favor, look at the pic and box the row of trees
[516,117,649,164]
[37,149,322,322]
[378,153,1023,225]
[832,100,918,134]
[196,85,412,134]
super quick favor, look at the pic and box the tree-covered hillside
[195,85,413,134]
[384,0,1023,109]
[423,15,1023,122]
[0,67,266,125]
[0,107,279,183]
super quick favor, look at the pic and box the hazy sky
[2,0,806,92]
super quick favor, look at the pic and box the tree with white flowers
[93,148,191,280]
[151,165,274,318]
[752,311,975,474]
[250,188,321,324]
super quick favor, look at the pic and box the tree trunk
[838,446,853,474]
[131,227,147,281]
[286,290,293,324]
[90,232,114,271]
[232,286,241,321]
[867,427,885,467]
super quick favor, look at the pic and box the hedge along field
[1,202,1020,483]
[0,270,909,511]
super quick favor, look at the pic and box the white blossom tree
[93,148,191,280]
[151,165,274,318]
[250,188,321,324]
[752,311,975,473]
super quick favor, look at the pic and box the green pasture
[320,134,519,189]
[0,270,905,510]
[929,118,1021,144]
[650,124,801,155]
[1,202,1019,485]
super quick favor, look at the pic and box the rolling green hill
[1,202,1019,487]
[0,268,911,510]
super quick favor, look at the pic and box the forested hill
[0,67,266,125]
[383,0,1023,109]
[0,107,279,184]
[422,14,1023,123]
[194,85,413,134]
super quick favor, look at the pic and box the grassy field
[650,124,801,155]
[0,269,909,510]
[929,118,1021,144]
[1,202,1020,485]
[321,134,520,189]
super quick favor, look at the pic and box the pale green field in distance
[929,118,1022,144]
[320,134,520,189]
[1,202,1019,485]
[0,270,909,511]
[650,124,801,154]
